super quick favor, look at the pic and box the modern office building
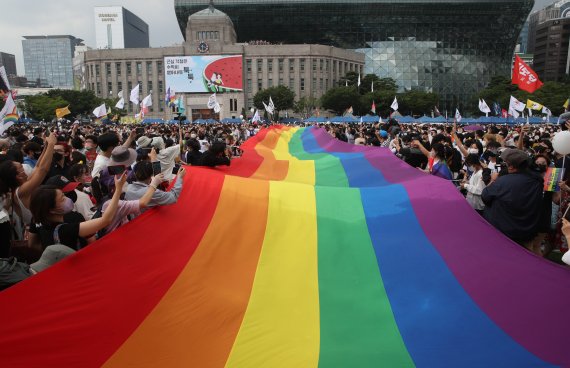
[527,0,570,81]
[0,52,17,77]
[94,6,149,49]
[175,0,533,109]
[22,35,84,88]
[83,5,363,120]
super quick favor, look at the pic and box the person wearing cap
[30,244,76,274]
[91,130,136,178]
[481,148,544,247]
[98,146,138,194]
[375,130,390,148]
[137,135,181,181]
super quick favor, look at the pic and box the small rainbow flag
[544,167,565,192]
[0,127,569,367]
[3,113,18,124]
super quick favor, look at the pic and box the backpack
[0,257,32,291]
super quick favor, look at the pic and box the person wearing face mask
[460,154,486,215]
[45,143,71,180]
[22,141,43,177]
[83,135,98,172]
[28,172,128,250]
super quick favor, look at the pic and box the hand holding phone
[108,165,127,176]
[152,161,162,175]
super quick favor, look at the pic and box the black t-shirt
[198,152,230,167]
[186,151,203,166]
[29,222,86,250]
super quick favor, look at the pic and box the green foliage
[293,96,319,119]
[320,86,361,115]
[22,95,68,121]
[474,75,570,116]
[253,85,295,120]
[21,89,118,121]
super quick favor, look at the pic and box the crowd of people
[2,116,570,289]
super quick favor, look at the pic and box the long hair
[30,187,58,226]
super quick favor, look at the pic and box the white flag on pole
[509,96,526,112]
[93,103,107,118]
[269,96,275,112]
[115,98,125,109]
[214,102,221,114]
[141,94,152,108]
[357,73,361,87]
[542,106,552,117]
[252,109,261,123]
[479,99,491,114]
[207,93,217,109]
[371,81,374,93]
[129,84,140,105]
[391,97,398,111]
[455,108,462,122]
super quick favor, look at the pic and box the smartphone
[108,165,126,175]
[152,161,162,175]
[172,163,181,175]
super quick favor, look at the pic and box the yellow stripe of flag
[55,106,71,119]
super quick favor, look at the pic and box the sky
[0,0,558,77]
[0,0,186,75]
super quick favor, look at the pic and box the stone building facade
[83,5,363,120]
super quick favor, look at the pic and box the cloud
[0,0,184,76]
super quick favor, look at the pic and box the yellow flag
[564,99,569,110]
[526,99,543,111]
[55,106,71,118]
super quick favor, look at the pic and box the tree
[320,86,361,115]
[474,75,570,116]
[22,95,68,121]
[253,85,295,120]
[293,96,319,119]
[45,89,105,117]
[398,91,440,116]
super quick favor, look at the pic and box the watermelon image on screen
[203,56,243,93]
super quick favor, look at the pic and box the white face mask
[468,148,479,155]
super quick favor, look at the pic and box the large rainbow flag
[1,126,569,367]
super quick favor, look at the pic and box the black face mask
[53,152,64,162]
[537,165,548,173]
[33,152,42,160]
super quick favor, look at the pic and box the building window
[257,59,262,72]
[247,98,254,109]
[300,78,305,91]
[147,61,153,75]
[313,78,317,90]
[107,82,112,95]
[118,81,122,94]
[148,81,153,93]
[246,59,252,73]
[116,62,122,76]
[268,59,273,72]
[289,59,295,72]
[127,63,132,75]
[90,65,94,77]
[215,31,219,39]
[300,59,305,72]
[106,63,111,76]
[159,99,164,112]
[96,82,101,94]
[279,78,283,85]
[136,62,142,75]
[313,59,317,71]
[247,78,252,90]
[325,59,329,71]
[320,78,323,90]
[230,98,238,112]
[278,59,284,72]
[289,78,294,89]
[257,79,262,90]
[158,80,163,93]
[95,64,100,77]
[157,61,163,74]
[320,59,324,71]
[268,78,273,87]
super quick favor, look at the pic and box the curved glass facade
[175,0,533,108]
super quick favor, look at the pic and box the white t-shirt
[158,145,181,181]
[91,155,110,178]
[73,189,95,220]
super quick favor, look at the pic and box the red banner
[512,55,543,93]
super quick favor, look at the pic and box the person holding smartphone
[124,158,187,217]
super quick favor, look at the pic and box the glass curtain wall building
[22,35,83,88]
[175,0,533,110]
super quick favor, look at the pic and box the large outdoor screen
[164,55,243,93]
